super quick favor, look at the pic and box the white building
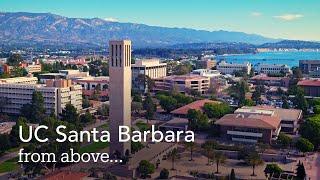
[255,64,291,74]
[0,77,82,116]
[191,69,221,78]
[217,61,251,75]
[132,59,167,92]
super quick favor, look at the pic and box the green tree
[295,137,314,153]
[10,117,29,147]
[277,133,292,148]
[296,162,306,180]
[133,93,142,102]
[300,115,320,148]
[203,103,231,119]
[7,53,23,66]
[61,103,79,125]
[131,141,144,154]
[167,148,180,170]
[103,172,117,180]
[230,169,236,180]
[82,97,91,108]
[187,109,209,131]
[22,91,46,123]
[244,99,255,106]
[293,88,308,114]
[159,168,169,179]
[137,160,155,179]
[173,63,192,75]
[132,101,143,115]
[282,95,290,109]
[211,151,226,174]
[184,142,196,161]
[264,164,283,177]
[80,111,94,124]
[0,134,11,155]
[22,115,80,175]
[143,94,156,124]
[245,152,264,176]
[98,104,109,116]
[252,85,264,104]
[157,95,178,113]
[202,141,217,165]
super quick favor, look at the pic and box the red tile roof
[44,171,89,180]
[297,79,320,87]
[170,99,220,115]
[215,114,281,129]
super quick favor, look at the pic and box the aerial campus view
[1,0,320,180]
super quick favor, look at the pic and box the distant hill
[0,12,278,48]
[260,40,320,49]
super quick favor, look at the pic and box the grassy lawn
[79,141,109,154]
[0,157,19,173]
[97,123,109,130]
[135,121,149,131]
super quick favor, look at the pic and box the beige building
[25,64,42,73]
[0,77,82,116]
[132,59,167,93]
[217,61,252,75]
[0,76,38,84]
[154,75,210,94]
[109,40,132,156]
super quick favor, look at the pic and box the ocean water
[215,51,320,67]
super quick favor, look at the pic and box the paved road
[0,151,18,164]
[305,152,320,180]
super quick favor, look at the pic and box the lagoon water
[216,51,320,67]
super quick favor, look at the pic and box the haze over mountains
[0,12,282,48]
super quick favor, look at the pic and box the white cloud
[104,17,119,22]
[251,12,262,17]
[273,14,304,21]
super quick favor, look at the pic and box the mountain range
[0,12,281,48]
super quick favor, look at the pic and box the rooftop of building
[0,76,38,83]
[217,61,251,66]
[171,99,221,115]
[215,113,281,130]
[132,58,166,67]
[159,117,189,129]
[73,76,109,83]
[236,106,302,121]
[43,171,90,180]
[128,142,177,169]
[297,79,320,87]
[157,75,210,81]
[250,74,288,81]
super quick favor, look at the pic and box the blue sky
[0,0,319,41]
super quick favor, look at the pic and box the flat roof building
[132,59,167,93]
[235,106,302,134]
[297,79,320,98]
[217,61,252,75]
[154,75,210,94]
[299,60,320,74]
[255,64,291,75]
[215,113,281,144]
[0,77,82,116]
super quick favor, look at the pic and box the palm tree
[245,152,264,176]
[202,141,216,165]
[211,151,226,174]
[184,142,196,161]
[167,148,180,170]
